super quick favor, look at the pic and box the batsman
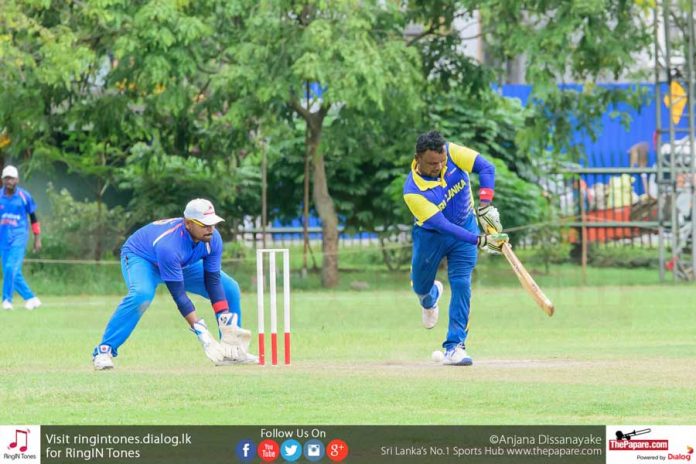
[403,131,508,366]
[92,198,256,370]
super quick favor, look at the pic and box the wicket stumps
[256,248,291,365]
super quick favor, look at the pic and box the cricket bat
[501,242,555,317]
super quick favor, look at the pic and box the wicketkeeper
[403,131,508,366]
[92,198,256,370]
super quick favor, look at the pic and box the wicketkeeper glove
[191,319,227,364]
[477,203,503,234]
[216,313,256,365]
[477,233,509,254]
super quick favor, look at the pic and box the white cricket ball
[431,350,445,363]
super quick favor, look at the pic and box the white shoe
[215,351,259,366]
[443,344,473,366]
[422,280,443,329]
[24,297,41,311]
[2,300,13,310]
[93,346,114,370]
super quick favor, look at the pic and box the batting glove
[477,233,509,254]
[191,319,226,364]
[477,203,503,234]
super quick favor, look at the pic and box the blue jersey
[0,187,37,247]
[403,142,479,228]
[122,218,223,282]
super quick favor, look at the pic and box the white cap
[183,198,225,225]
[2,165,18,179]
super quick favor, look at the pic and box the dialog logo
[280,439,302,462]
[258,439,280,463]
[668,446,694,461]
[235,439,256,462]
[303,439,325,462]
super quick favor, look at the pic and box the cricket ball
[431,350,445,363]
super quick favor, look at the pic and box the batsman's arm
[403,193,478,244]
[448,143,495,203]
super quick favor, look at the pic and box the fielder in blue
[1,165,42,311]
[92,198,256,370]
[403,131,508,366]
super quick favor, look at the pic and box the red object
[284,332,291,365]
[479,187,494,202]
[327,439,349,462]
[211,300,228,312]
[258,439,280,462]
[32,222,41,235]
[271,333,278,365]
[569,206,654,243]
[258,333,265,365]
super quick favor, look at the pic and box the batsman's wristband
[479,187,494,202]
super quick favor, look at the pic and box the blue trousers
[94,253,242,357]
[1,244,35,303]
[411,214,478,351]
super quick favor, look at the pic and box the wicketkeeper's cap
[2,165,18,179]
[184,198,225,226]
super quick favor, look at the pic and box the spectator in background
[0,165,42,310]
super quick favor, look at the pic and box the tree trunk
[292,100,338,287]
[308,124,339,287]
[311,147,339,287]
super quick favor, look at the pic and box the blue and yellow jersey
[403,142,480,228]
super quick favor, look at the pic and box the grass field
[1,280,695,425]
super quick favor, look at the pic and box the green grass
[23,248,663,295]
[1,282,694,425]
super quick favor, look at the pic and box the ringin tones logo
[1,426,40,463]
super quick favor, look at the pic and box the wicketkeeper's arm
[165,280,196,317]
[203,270,230,317]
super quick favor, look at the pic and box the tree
[406,0,652,163]
[222,1,423,286]
[2,0,265,239]
[478,0,653,161]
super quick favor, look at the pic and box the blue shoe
[443,344,473,366]
[422,280,443,329]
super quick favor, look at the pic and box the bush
[586,245,659,268]
[41,184,127,260]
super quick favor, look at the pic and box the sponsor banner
[0,426,610,463]
[606,426,696,464]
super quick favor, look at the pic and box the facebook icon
[235,439,256,462]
